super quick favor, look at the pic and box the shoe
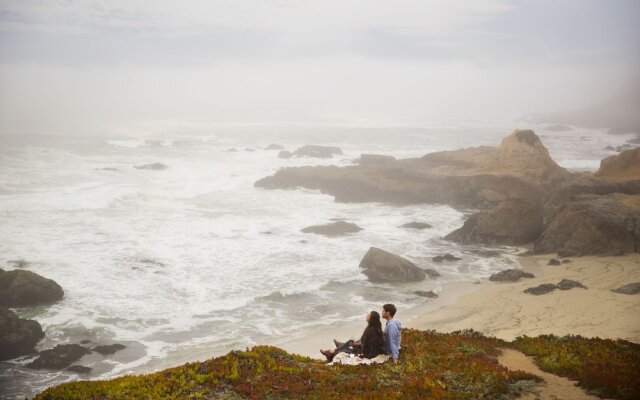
[333,339,344,348]
[320,349,334,361]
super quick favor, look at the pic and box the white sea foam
[0,121,629,399]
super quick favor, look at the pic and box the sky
[0,0,639,135]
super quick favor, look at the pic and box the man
[382,303,401,363]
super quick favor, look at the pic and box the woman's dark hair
[368,311,384,341]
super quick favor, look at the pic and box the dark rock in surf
[0,306,44,361]
[422,269,441,278]
[414,291,438,298]
[92,343,127,355]
[432,254,461,262]
[301,221,362,237]
[27,344,91,370]
[278,151,293,159]
[548,259,562,266]
[400,222,432,230]
[67,365,92,374]
[0,269,64,307]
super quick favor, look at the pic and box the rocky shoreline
[256,130,640,257]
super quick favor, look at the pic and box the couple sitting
[320,303,401,364]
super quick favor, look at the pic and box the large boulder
[0,269,64,307]
[0,306,44,361]
[292,145,343,158]
[27,344,91,370]
[446,199,543,245]
[534,194,640,256]
[359,248,426,283]
[300,221,363,237]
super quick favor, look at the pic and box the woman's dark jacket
[360,326,384,358]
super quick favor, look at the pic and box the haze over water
[1,1,639,398]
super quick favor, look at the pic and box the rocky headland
[256,130,640,256]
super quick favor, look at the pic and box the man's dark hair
[383,303,396,317]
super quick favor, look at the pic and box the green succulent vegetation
[35,330,639,399]
[511,334,640,400]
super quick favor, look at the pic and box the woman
[320,311,384,362]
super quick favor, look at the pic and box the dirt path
[498,348,602,400]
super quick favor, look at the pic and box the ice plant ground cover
[35,329,640,399]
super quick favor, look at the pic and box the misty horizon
[1,0,639,136]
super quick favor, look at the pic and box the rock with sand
[489,269,535,282]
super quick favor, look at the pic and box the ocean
[0,120,633,398]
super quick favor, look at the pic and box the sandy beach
[409,254,640,343]
[280,254,640,360]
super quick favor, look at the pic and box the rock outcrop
[293,145,343,158]
[0,306,44,361]
[489,269,535,282]
[256,130,564,208]
[446,199,543,245]
[0,269,64,307]
[596,147,640,181]
[278,151,293,159]
[300,221,363,237]
[533,194,640,256]
[27,344,91,370]
[359,248,425,283]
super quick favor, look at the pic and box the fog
[1,0,639,136]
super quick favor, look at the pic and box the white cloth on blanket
[329,353,390,365]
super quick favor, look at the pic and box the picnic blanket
[329,352,390,366]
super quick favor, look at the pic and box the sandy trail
[498,348,602,400]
